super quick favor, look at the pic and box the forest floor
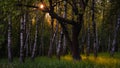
[0,52,120,68]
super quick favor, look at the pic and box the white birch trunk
[24,29,29,57]
[57,31,63,59]
[31,12,39,60]
[62,0,67,55]
[86,12,90,56]
[8,15,13,62]
[23,13,29,57]
[111,14,120,56]
[20,15,24,63]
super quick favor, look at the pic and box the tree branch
[15,3,77,25]
[48,11,77,25]
[16,4,39,9]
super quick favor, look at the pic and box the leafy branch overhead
[16,0,89,26]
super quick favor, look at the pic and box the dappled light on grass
[61,53,120,67]
[82,55,120,66]
[32,17,36,25]
[61,55,73,61]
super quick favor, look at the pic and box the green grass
[0,53,120,68]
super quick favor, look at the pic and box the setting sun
[39,4,44,9]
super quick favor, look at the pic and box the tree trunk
[29,20,32,56]
[56,8,61,59]
[92,0,97,58]
[39,14,45,56]
[24,28,29,57]
[39,21,44,56]
[108,35,111,52]
[23,13,29,57]
[48,19,55,57]
[62,0,67,55]
[55,22,59,52]
[56,0,67,58]
[47,0,89,61]
[60,21,82,61]
[19,0,26,63]
[7,15,13,62]
[81,23,86,54]
[41,22,44,56]
[110,14,120,56]
[86,13,90,56]
[20,15,25,63]
[31,12,39,60]
[57,31,63,59]
[71,25,81,60]
[96,28,99,52]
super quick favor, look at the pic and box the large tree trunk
[47,0,89,61]
[62,14,83,60]
[7,15,13,62]
[71,25,81,60]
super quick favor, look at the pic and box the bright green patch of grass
[62,52,120,68]
[0,53,120,68]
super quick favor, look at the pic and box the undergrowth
[0,52,120,68]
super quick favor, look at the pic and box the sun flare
[39,4,44,9]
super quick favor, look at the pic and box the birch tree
[86,10,90,57]
[31,11,39,60]
[62,0,67,55]
[20,14,25,63]
[57,30,63,59]
[24,13,29,57]
[56,0,67,59]
[56,0,64,59]
[110,14,120,56]
[7,15,13,62]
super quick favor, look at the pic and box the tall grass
[0,53,120,68]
